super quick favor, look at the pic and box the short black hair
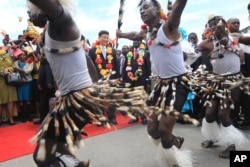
[138,0,159,7]
[248,3,250,10]
[18,35,23,39]
[98,30,109,37]
[188,32,198,38]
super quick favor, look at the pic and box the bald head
[227,17,240,33]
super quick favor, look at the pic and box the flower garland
[203,19,240,59]
[214,36,240,59]
[203,17,230,40]
[94,42,113,76]
[126,43,145,81]
[139,2,181,49]
[141,20,180,49]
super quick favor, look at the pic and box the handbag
[5,72,23,86]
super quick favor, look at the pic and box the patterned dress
[0,52,17,105]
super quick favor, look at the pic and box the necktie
[120,55,125,75]
[102,46,106,59]
[133,49,138,60]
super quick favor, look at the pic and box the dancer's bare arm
[116,30,146,41]
[163,0,187,41]
[28,0,79,41]
[236,33,250,45]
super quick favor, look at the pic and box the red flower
[204,29,211,38]
[137,58,144,65]
[232,40,237,45]
[106,63,112,69]
[27,57,33,64]
[166,44,171,49]
[161,15,167,21]
[127,72,133,78]
[141,24,147,30]
[148,39,152,46]
[92,40,100,47]
[95,58,102,64]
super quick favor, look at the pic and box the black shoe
[33,120,42,125]
[27,117,33,122]
[128,117,139,124]
[109,118,117,125]
[80,160,90,167]
[141,118,147,125]
[9,121,16,125]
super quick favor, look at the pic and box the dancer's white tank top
[45,31,92,96]
[210,39,240,75]
[148,25,187,79]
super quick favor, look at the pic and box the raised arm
[238,35,250,45]
[163,0,187,40]
[116,30,145,41]
[27,0,79,41]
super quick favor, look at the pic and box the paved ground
[0,123,249,167]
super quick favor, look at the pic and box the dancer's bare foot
[78,160,90,167]
[83,160,90,167]
[201,140,214,148]
[173,136,184,149]
[219,144,235,159]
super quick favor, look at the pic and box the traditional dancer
[26,0,93,166]
[117,0,195,166]
[26,1,148,166]
[198,15,250,159]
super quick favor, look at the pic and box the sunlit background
[0,0,249,49]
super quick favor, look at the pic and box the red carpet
[0,114,137,162]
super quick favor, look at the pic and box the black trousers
[107,105,116,120]
[39,88,55,122]
[240,91,250,123]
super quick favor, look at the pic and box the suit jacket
[38,58,56,89]
[117,54,126,78]
[190,51,212,72]
[88,46,119,80]
[241,52,250,77]
[122,49,151,87]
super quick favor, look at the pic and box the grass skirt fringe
[30,79,149,157]
[147,75,200,126]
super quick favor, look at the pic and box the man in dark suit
[34,56,56,124]
[227,17,250,130]
[88,30,119,124]
[121,40,151,125]
[117,45,129,78]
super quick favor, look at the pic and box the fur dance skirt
[30,79,149,154]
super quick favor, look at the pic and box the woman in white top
[14,51,34,122]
